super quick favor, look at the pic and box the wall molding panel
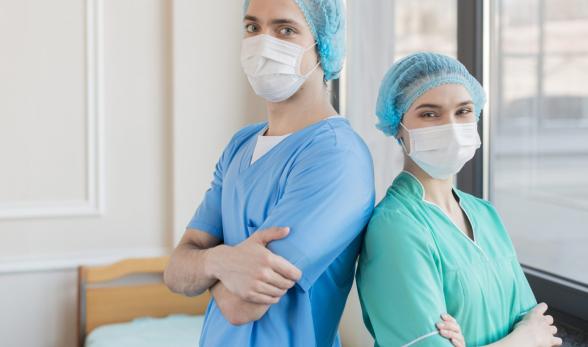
[0,0,104,220]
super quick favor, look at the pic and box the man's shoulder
[221,122,267,157]
[306,119,372,161]
[230,121,267,144]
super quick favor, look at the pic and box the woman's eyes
[418,107,472,119]
[420,111,438,118]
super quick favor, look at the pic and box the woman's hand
[437,313,466,347]
[511,303,562,347]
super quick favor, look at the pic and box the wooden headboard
[77,256,210,347]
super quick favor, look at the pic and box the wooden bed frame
[77,256,210,347]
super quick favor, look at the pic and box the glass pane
[490,0,588,284]
[394,0,457,59]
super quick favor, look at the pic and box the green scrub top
[356,171,536,347]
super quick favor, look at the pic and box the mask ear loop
[303,61,321,78]
[398,122,411,155]
[300,42,320,77]
[304,41,318,52]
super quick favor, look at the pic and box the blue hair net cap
[243,0,346,81]
[375,52,487,137]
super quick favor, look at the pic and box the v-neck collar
[241,116,348,172]
[392,171,489,260]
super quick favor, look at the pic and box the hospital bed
[77,256,210,347]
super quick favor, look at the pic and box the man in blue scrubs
[164,0,375,346]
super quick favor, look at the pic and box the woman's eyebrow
[415,100,473,110]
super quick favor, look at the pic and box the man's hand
[207,227,302,304]
[212,282,270,325]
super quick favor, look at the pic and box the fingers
[270,254,302,282]
[255,280,287,298]
[262,268,296,290]
[250,227,301,282]
[441,313,458,324]
[437,320,461,335]
[246,292,281,305]
[552,336,563,346]
[550,325,558,335]
[253,227,290,245]
[438,329,465,347]
[544,314,554,325]
[437,314,464,347]
[533,302,549,315]
[438,314,461,334]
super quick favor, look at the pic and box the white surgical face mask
[241,34,319,103]
[399,122,481,179]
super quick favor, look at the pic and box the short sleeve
[357,208,453,347]
[512,262,538,323]
[261,143,375,291]
[484,202,537,323]
[185,142,234,240]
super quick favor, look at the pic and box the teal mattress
[85,314,204,347]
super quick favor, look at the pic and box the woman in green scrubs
[356,52,562,347]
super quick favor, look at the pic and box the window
[489,0,588,285]
[394,0,457,59]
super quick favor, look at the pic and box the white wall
[0,0,172,266]
[0,0,378,346]
[171,0,265,245]
[0,1,261,346]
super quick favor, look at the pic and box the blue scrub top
[187,117,375,347]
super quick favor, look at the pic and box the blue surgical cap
[243,0,346,81]
[375,52,487,137]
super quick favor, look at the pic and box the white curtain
[339,4,401,346]
[339,2,457,346]
[345,0,405,203]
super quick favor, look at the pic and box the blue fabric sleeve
[186,143,234,241]
[260,143,375,291]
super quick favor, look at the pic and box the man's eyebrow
[243,15,301,27]
[244,15,257,21]
[270,18,301,26]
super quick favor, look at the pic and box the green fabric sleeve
[357,208,453,347]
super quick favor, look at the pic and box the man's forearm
[212,282,270,325]
[164,242,225,296]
